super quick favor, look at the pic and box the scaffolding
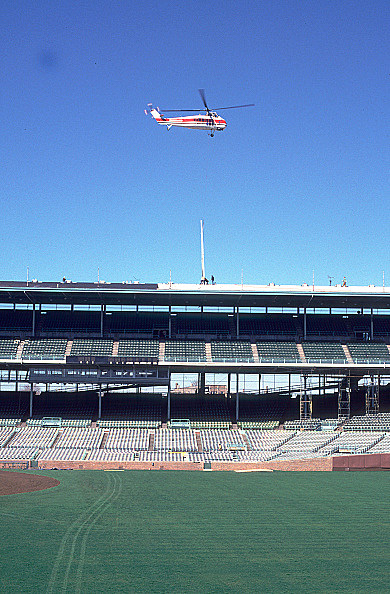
[338,375,351,420]
[365,375,379,416]
[299,374,312,420]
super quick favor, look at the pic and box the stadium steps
[342,344,353,363]
[148,432,155,451]
[296,343,306,363]
[2,431,17,448]
[241,432,252,451]
[112,341,119,356]
[50,430,63,448]
[16,341,25,359]
[65,340,73,356]
[100,431,109,449]
[159,341,165,361]
[195,431,203,452]
[205,342,212,362]
[251,343,259,363]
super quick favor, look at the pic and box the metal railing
[164,356,207,363]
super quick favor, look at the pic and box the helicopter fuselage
[149,108,227,132]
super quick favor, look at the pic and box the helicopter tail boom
[146,105,168,122]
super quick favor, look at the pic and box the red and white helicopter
[145,89,254,137]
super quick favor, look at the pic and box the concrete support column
[227,373,231,397]
[30,384,33,418]
[303,308,307,340]
[235,373,239,421]
[100,304,105,338]
[370,309,374,340]
[168,305,172,339]
[32,304,36,337]
[98,386,102,419]
[167,373,171,420]
[200,372,206,396]
[236,306,240,337]
[258,374,261,396]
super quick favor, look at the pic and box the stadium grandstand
[0,279,390,469]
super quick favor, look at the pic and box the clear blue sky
[2,0,389,286]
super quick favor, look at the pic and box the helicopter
[145,89,254,137]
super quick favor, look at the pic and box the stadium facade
[1,279,390,470]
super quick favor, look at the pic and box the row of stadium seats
[1,338,390,362]
[342,413,390,432]
[1,428,388,460]
[3,309,390,337]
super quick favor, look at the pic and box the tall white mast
[200,219,206,283]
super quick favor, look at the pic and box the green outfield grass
[0,470,389,593]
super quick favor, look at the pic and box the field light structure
[200,219,206,284]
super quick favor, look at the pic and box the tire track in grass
[46,473,114,594]
[61,474,122,592]
[74,474,123,594]
[60,474,119,592]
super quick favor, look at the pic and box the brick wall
[35,460,203,471]
[211,458,333,471]
[35,458,332,471]
[2,454,388,472]
[332,453,390,471]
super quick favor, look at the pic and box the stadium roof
[1,280,390,309]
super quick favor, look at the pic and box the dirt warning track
[0,470,59,496]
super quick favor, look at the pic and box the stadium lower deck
[1,423,390,465]
[1,389,390,466]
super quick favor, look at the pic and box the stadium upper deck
[1,280,390,381]
[1,279,390,308]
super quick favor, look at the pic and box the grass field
[0,470,389,593]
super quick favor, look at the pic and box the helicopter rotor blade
[160,104,255,112]
[198,88,209,111]
[212,104,255,111]
[159,109,207,112]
